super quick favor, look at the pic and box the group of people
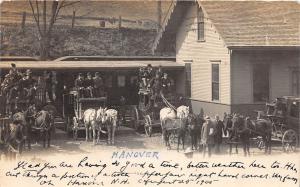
[199,114,227,157]
[74,72,105,98]
[138,64,173,101]
[0,64,37,111]
[0,64,58,115]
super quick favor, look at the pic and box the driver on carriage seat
[161,73,171,95]
[93,72,104,97]
[75,73,85,98]
[148,73,162,106]
[273,98,287,117]
[84,72,94,98]
[18,69,35,99]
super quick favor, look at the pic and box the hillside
[0,1,172,29]
[0,23,159,58]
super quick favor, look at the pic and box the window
[253,64,269,102]
[197,6,205,41]
[290,102,299,118]
[185,63,191,97]
[212,64,219,101]
[117,75,126,87]
[291,71,300,96]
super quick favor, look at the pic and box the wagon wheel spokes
[256,137,265,150]
[133,107,140,131]
[282,129,298,153]
[144,115,152,137]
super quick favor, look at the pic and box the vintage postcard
[0,0,299,187]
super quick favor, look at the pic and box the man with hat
[161,73,171,95]
[201,116,215,157]
[19,69,35,99]
[93,72,104,97]
[84,72,94,97]
[148,73,162,106]
[214,115,226,154]
[75,73,85,98]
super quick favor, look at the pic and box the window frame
[291,70,300,96]
[252,63,270,103]
[197,6,205,42]
[211,63,220,101]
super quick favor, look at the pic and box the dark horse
[231,114,251,156]
[187,114,204,150]
[12,104,37,151]
[245,116,272,154]
[163,117,188,151]
[0,120,24,160]
[34,110,53,148]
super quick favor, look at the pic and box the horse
[11,104,37,151]
[244,116,272,154]
[97,107,118,145]
[231,114,251,156]
[160,105,189,150]
[34,110,53,148]
[82,109,98,143]
[3,121,24,160]
[187,113,204,150]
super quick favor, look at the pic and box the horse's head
[26,104,37,118]
[96,107,107,123]
[177,105,189,119]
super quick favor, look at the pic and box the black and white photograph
[0,0,299,187]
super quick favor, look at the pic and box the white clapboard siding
[231,51,299,104]
[175,4,231,104]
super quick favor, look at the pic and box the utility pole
[157,1,162,32]
[118,16,122,29]
[21,12,26,33]
[72,10,76,28]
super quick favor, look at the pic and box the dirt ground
[10,125,298,160]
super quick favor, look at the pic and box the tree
[28,0,78,60]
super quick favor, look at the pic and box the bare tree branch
[35,0,40,34]
[47,1,58,34]
[43,0,47,35]
[28,0,42,35]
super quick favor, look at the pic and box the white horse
[159,105,189,146]
[97,107,118,145]
[176,105,190,119]
[82,109,100,144]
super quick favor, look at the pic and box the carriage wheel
[256,137,265,150]
[282,129,298,152]
[133,107,140,131]
[144,115,152,137]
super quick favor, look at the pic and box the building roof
[153,1,300,51]
[0,60,184,70]
[200,1,300,47]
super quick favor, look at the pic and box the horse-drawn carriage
[67,90,107,139]
[265,96,299,152]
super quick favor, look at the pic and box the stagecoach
[67,90,107,139]
[133,81,185,139]
[265,96,300,152]
[0,56,185,140]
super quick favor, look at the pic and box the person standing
[84,72,94,97]
[161,73,171,95]
[201,116,215,157]
[214,115,226,154]
[93,72,104,97]
[45,71,54,103]
[75,73,85,98]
